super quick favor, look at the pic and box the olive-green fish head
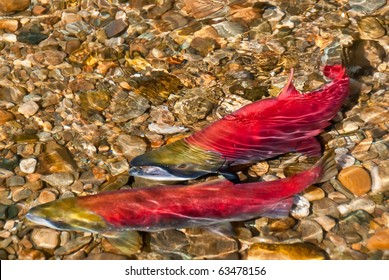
[129,139,225,181]
[26,198,108,233]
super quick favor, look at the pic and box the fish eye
[176,164,187,169]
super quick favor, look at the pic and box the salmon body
[130,65,349,180]
[27,151,335,233]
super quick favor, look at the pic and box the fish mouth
[129,166,207,181]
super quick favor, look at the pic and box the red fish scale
[186,65,349,162]
[76,165,320,230]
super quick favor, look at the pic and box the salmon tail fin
[314,149,337,183]
[323,65,346,81]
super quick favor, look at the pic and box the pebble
[247,242,327,260]
[18,101,39,118]
[0,110,14,124]
[0,19,19,32]
[116,134,147,160]
[41,172,74,188]
[366,229,389,251]
[0,0,31,13]
[6,176,25,187]
[298,220,323,244]
[87,253,127,260]
[349,197,375,214]
[12,188,31,202]
[104,19,129,38]
[31,228,60,249]
[19,158,37,174]
[37,190,57,204]
[338,166,372,196]
[18,249,45,260]
[314,216,336,232]
[54,236,92,256]
[290,196,310,219]
[302,186,325,201]
[312,198,340,218]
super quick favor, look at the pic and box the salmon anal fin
[259,197,294,218]
[295,138,322,157]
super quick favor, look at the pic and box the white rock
[2,34,17,43]
[19,158,37,174]
[291,196,310,219]
[18,100,39,118]
[337,204,352,216]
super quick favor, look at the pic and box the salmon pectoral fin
[259,197,294,218]
[103,230,143,256]
[295,137,322,157]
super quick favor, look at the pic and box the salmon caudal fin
[323,65,346,81]
[314,149,337,184]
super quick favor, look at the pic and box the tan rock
[0,19,19,32]
[338,166,371,196]
[0,110,14,124]
[31,228,60,249]
[18,249,45,260]
[37,190,57,204]
[302,186,325,201]
[366,229,389,251]
[247,242,327,260]
[0,0,31,13]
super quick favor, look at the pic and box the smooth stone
[6,176,25,187]
[335,153,355,169]
[41,172,74,187]
[63,250,86,260]
[297,220,323,244]
[86,253,127,260]
[0,205,7,220]
[358,17,386,39]
[0,110,14,124]
[108,160,129,176]
[184,228,238,259]
[349,197,375,214]
[338,166,372,196]
[0,0,31,13]
[246,242,327,260]
[33,50,67,66]
[104,19,128,38]
[18,249,45,260]
[54,236,92,256]
[302,186,325,201]
[344,232,362,244]
[314,216,336,232]
[31,228,60,249]
[349,0,386,13]
[366,229,389,251]
[17,32,48,45]
[290,196,310,219]
[359,106,388,125]
[148,123,188,135]
[312,198,340,218]
[116,135,147,160]
[268,217,296,232]
[0,249,7,260]
[38,141,78,174]
[18,100,39,118]
[11,188,31,202]
[328,192,349,204]
[37,190,57,204]
[0,19,19,32]
[3,220,14,230]
[0,169,14,179]
[19,158,37,174]
[6,204,19,219]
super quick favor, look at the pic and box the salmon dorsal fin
[278,69,300,99]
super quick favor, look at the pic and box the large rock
[0,0,31,13]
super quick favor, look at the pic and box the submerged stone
[17,32,48,45]
[247,242,327,260]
